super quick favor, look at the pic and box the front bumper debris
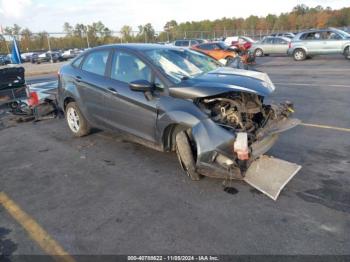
[244,155,301,200]
[192,116,302,200]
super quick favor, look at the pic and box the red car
[224,36,256,51]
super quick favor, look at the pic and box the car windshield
[334,29,350,38]
[145,48,220,83]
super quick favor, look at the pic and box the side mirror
[129,80,153,92]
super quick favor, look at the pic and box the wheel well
[162,124,189,152]
[294,48,306,53]
[63,97,75,111]
[344,46,350,53]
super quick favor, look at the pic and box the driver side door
[102,50,159,143]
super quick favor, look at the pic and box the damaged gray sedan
[58,44,301,200]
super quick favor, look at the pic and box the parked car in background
[224,36,256,50]
[21,53,34,63]
[270,32,295,39]
[173,39,206,48]
[251,36,291,57]
[191,41,237,65]
[31,51,65,64]
[288,28,350,61]
[57,44,301,200]
[62,49,78,60]
[0,55,11,65]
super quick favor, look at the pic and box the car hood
[169,67,275,99]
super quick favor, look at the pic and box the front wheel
[175,131,201,181]
[65,102,91,137]
[293,49,306,61]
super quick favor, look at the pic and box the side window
[266,38,274,44]
[182,40,190,46]
[175,41,189,47]
[190,40,199,46]
[274,38,288,44]
[200,44,214,50]
[81,50,109,76]
[111,51,152,84]
[214,44,221,50]
[72,56,84,68]
[302,32,321,40]
[329,32,342,40]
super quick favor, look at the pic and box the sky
[0,0,349,32]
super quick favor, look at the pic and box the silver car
[251,37,291,57]
[288,28,350,61]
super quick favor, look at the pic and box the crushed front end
[191,92,301,200]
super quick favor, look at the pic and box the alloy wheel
[67,107,80,133]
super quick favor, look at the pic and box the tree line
[0,4,349,54]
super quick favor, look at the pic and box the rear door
[75,48,112,126]
[299,31,324,54]
[324,31,344,53]
[102,49,159,142]
[263,38,275,53]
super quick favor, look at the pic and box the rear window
[81,50,109,76]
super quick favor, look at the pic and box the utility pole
[86,29,90,48]
[47,33,53,63]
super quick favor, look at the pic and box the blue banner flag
[11,37,22,64]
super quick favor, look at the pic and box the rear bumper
[0,85,29,106]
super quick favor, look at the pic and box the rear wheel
[175,131,201,181]
[65,102,91,137]
[254,48,264,57]
[293,49,306,61]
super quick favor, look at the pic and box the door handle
[107,87,118,95]
[75,76,82,82]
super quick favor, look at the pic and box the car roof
[83,43,191,52]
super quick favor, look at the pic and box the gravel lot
[1,55,350,256]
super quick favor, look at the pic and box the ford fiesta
[58,44,301,200]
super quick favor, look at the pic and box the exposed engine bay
[195,92,294,145]
[188,91,301,200]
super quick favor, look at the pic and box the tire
[344,47,350,60]
[254,48,264,57]
[293,49,306,61]
[175,131,201,181]
[65,102,91,137]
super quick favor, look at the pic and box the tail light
[28,91,39,107]
[245,42,252,50]
[289,42,292,49]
